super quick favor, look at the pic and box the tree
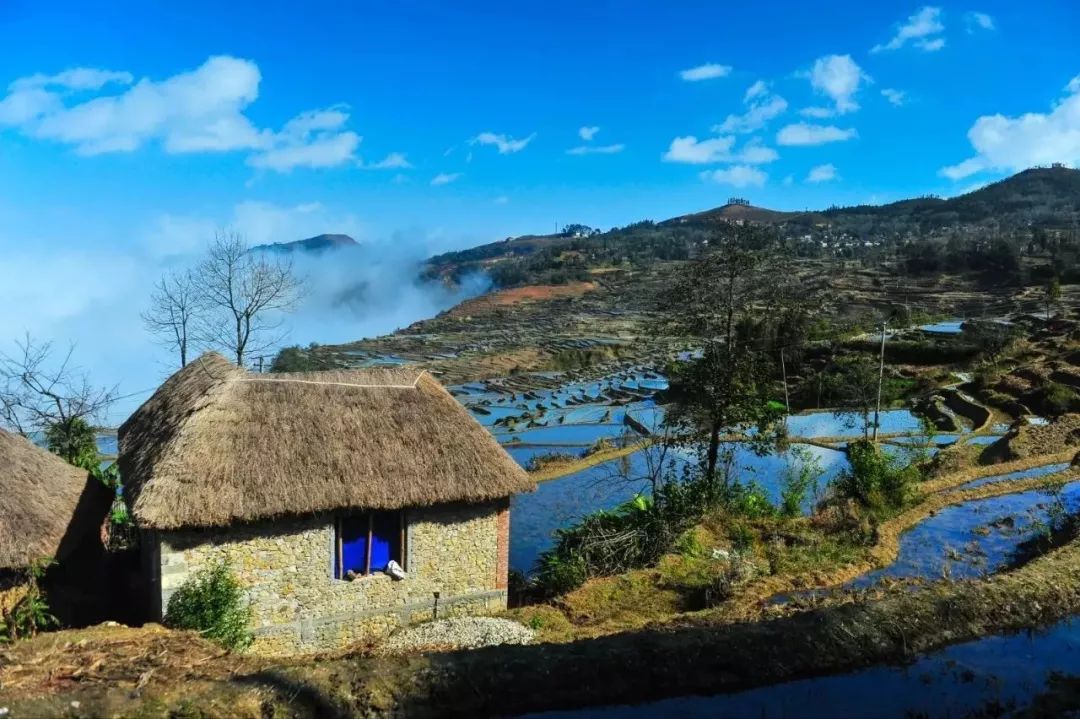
[196,232,304,367]
[0,335,116,451]
[45,416,99,469]
[1046,275,1062,319]
[142,270,201,368]
[663,224,806,490]
[825,354,900,440]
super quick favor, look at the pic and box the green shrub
[728,521,756,552]
[534,553,589,597]
[674,529,705,558]
[833,440,918,513]
[165,560,253,651]
[45,417,99,471]
[779,448,822,518]
[1041,381,1078,416]
[725,481,776,519]
[1,559,56,641]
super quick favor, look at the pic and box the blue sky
[1,1,1079,417]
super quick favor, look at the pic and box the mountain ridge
[253,233,359,254]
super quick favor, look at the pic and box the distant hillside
[424,167,1080,288]
[671,167,1080,233]
[665,202,807,226]
[254,234,359,254]
[816,166,1080,232]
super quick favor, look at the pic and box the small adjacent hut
[119,352,534,655]
[0,429,111,625]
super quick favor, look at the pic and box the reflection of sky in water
[966,434,1004,446]
[499,423,639,446]
[717,442,850,511]
[888,434,958,446]
[523,616,1080,719]
[956,462,1071,491]
[509,442,850,573]
[919,320,964,335]
[784,409,921,438]
[849,482,1080,587]
[510,450,691,573]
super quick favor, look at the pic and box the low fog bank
[284,243,490,351]
[0,237,490,428]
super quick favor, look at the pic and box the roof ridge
[234,373,424,390]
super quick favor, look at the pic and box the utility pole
[873,322,888,442]
[780,347,791,414]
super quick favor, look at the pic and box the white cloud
[663,134,778,164]
[807,54,869,114]
[881,88,907,106]
[940,158,985,181]
[368,152,412,169]
[247,106,361,172]
[579,126,599,141]
[965,11,995,32]
[431,172,463,186]
[714,81,788,133]
[567,143,625,155]
[680,63,732,82]
[806,163,838,183]
[745,81,768,101]
[4,56,266,155]
[800,106,835,119]
[0,56,389,172]
[940,76,1080,180]
[470,131,535,154]
[698,165,767,188]
[11,68,134,92]
[663,135,736,163]
[776,123,857,146]
[736,138,779,164]
[872,6,946,53]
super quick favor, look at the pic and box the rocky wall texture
[155,499,509,655]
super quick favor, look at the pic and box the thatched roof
[0,429,108,570]
[119,352,534,530]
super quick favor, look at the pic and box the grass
[511,449,1080,644]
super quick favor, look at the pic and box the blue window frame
[335,511,404,578]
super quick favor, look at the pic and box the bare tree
[195,232,304,367]
[142,270,201,368]
[0,334,117,441]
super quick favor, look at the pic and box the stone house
[119,352,534,655]
[0,429,112,625]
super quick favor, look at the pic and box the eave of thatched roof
[0,429,109,570]
[119,352,535,530]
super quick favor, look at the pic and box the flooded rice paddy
[453,366,1021,576]
[524,615,1080,718]
[849,481,1080,587]
[919,319,965,335]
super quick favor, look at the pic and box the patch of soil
[445,282,597,319]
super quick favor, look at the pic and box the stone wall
[153,499,509,655]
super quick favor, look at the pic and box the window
[335,511,405,579]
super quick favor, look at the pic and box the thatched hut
[0,429,111,624]
[120,352,534,655]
